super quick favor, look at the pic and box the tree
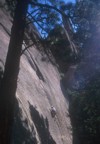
[0,0,28,143]
[69,73,100,144]
[68,1,100,144]
[71,0,100,48]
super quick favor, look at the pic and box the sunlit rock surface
[0,5,72,144]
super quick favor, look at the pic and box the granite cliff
[0,3,72,144]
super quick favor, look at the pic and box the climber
[50,106,57,118]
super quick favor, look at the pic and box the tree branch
[21,42,35,55]
[26,8,40,18]
[27,12,48,33]
[29,0,67,18]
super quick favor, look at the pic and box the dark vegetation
[0,59,4,87]
[68,1,100,144]
[68,73,100,144]
[47,25,79,72]
[0,0,100,144]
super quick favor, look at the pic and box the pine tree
[0,0,28,143]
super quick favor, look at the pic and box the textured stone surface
[0,6,72,144]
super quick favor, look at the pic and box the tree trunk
[0,0,28,143]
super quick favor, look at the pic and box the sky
[65,0,75,3]
[28,0,76,37]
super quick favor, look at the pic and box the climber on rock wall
[50,106,57,118]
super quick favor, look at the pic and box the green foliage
[71,0,100,47]
[66,1,100,143]
[47,25,76,64]
[69,73,100,144]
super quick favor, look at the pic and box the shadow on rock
[12,98,37,144]
[60,78,79,144]
[60,78,71,102]
[29,102,56,144]
[0,59,4,87]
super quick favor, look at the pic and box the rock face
[0,5,72,144]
